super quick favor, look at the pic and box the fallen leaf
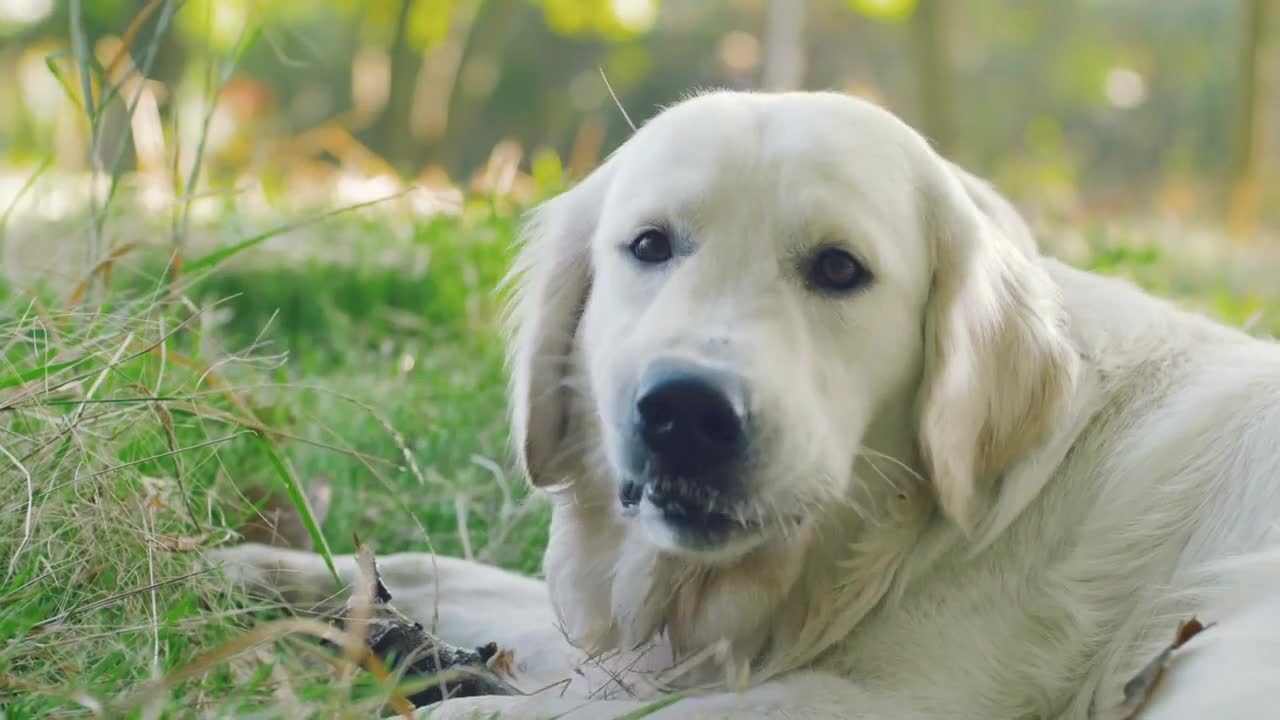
[234,475,332,551]
[489,647,517,679]
[1107,616,1215,720]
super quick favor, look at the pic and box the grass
[2,5,563,712]
[0,192,553,718]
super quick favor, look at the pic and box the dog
[213,90,1280,719]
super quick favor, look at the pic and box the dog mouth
[621,479,741,528]
[619,476,763,559]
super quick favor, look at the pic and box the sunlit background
[1,0,1275,246]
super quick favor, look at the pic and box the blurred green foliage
[1,0,1274,227]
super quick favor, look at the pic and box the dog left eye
[629,229,673,264]
[808,248,871,293]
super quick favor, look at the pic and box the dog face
[576,94,935,561]
[507,91,1076,564]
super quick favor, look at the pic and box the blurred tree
[414,0,514,171]
[762,0,807,91]
[409,0,481,148]
[908,0,953,155]
[1227,0,1270,240]
[2,0,1275,232]
[844,0,955,154]
[367,0,419,165]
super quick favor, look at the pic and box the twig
[599,66,636,131]
[80,431,247,481]
[0,306,206,412]
[1,441,35,583]
[71,331,133,425]
[34,568,215,629]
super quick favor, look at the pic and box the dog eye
[629,229,673,264]
[808,248,871,292]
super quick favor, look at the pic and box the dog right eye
[629,229,673,264]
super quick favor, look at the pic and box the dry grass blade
[0,157,52,252]
[109,616,416,718]
[164,398,395,467]
[183,189,415,275]
[80,431,246,481]
[141,389,203,531]
[1,441,35,583]
[170,9,262,292]
[65,243,140,306]
[341,536,380,683]
[0,307,203,411]
[0,676,105,714]
[103,0,165,80]
[72,329,133,425]
[33,569,215,630]
[136,344,265,425]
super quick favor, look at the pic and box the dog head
[506,90,1078,564]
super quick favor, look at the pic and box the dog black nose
[635,365,747,477]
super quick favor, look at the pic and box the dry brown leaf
[235,475,331,551]
[489,647,517,679]
[1108,616,1215,720]
[65,243,139,306]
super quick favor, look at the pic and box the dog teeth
[619,480,644,507]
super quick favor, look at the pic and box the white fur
[213,90,1280,719]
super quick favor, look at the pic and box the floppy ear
[915,161,1079,531]
[944,160,1038,256]
[502,162,615,488]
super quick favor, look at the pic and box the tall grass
[0,5,548,715]
[0,201,551,717]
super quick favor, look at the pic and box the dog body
[215,91,1280,719]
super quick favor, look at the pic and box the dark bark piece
[324,542,520,707]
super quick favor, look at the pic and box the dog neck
[538,438,934,690]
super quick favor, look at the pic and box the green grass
[1,6,563,711]
[0,196,551,718]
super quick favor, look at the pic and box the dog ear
[915,161,1079,531]
[943,160,1038,256]
[502,162,615,488]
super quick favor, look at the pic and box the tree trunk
[367,0,419,171]
[761,0,807,91]
[429,0,524,175]
[408,0,481,148]
[910,0,955,156]
[1227,0,1269,240]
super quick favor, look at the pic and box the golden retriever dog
[213,90,1280,719]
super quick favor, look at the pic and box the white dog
[214,90,1280,719]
